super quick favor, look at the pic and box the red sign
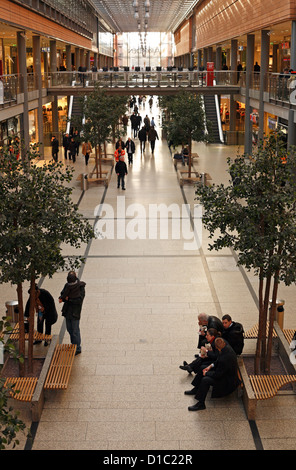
[206,62,214,86]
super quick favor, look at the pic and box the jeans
[66,317,81,352]
[117,175,125,189]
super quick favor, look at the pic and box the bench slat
[249,374,296,400]
[44,344,76,390]
[3,377,38,402]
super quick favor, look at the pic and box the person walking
[25,285,58,346]
[148,126,159,154]
[125,137,135,164]
[73,130,81,157]
[51,135,59,162]
[138,125,147,153]
[68,137,77,162]
[62,133,70,160]
[59,271,86,355]
[82,141,92,165]
[115,155,128,190]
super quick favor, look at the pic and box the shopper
[115,155,128,190]
[148,126,159,154]
[82,141,92,165]
[59,271,86,355]
[51,135,59,162]
[25,285,58,346]
[125,137,135,164]
[68,137,77,162]
[62,133,70,160]
[138,125,147,153]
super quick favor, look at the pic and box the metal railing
[44,70,244,89]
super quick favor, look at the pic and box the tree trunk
[265,272,280,374]
[98,145,102,178]
[16,283,25,377]
[188,139,192,178]
[28,277,36,373]
[95,145,99,179]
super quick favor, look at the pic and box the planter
[239,322,296,420]
[1,335,59,422]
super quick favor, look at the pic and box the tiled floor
[2,98,296,451]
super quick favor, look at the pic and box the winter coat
[115,160,128,177]
[125,140,135,154]
[138,128,147,142]
[148,127,159,142]
[60,280,86,320]
[25,288,58,325]
[51,138,59,154]
[222,321,245,355]
[206,343,241,398]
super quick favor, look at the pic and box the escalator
[203,94,224,144]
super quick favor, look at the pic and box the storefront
[42,96,68,145]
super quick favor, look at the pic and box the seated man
[197,313,223,349]
[179,328,220,374]
[185,338,241,411]
[221,314,244,355]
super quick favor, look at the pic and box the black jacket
[25,288,58,325]
[51,138,59,153]
[222,321,244,355]
[138,128,147,141]
[115,160,128,176]
[125,140,135,154]
[198,315,224,348]
[206,343,240,398]
[60,281,86,320]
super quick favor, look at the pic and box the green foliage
[0,145,94,285]
[76,85,128,148]
[160,92,212,148]
[195,132,296,372]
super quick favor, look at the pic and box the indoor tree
[160,91,212,177]
[0,144,94,373]
[195,132,296,374]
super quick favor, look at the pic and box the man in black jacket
[222,314,244,355]
[125,137,136,165]
[138,126,147,153]
[186,338,240,411]
[115,155,128,190]
[25,285,58,345]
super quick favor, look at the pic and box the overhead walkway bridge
[46,70,241,97]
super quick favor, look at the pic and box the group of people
[51,131,93,165]
[179,313,244,411]
[25,271,86,355]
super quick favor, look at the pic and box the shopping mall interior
[1,0,296,454]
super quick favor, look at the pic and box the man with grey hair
[197,313,223,348]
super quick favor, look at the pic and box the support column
[215,46,222,71]
[50,40,58,135]
[230,40,238,132]
[33,35,44,158]
[244,34,255,155]
[259,30,270,142]
[197,50,202,70]
[17,31,29,155]
[75,47,80,71]
[203,48,208,69]
[208,47,213,62]
[66,44,72,71]
[86,51,90,71]
[93,52,98,70]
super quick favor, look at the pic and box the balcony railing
[45,70,243,89]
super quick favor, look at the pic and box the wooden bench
[244,323,295,345]
[44,343,77,390]
[249,374,296,400]
[8,322,52,343]
[3,377,38,402]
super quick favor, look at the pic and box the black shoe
[184,388,197,395]
[188,402,206,411]
[179,364,193,373]
[33,340,42,345]
[44,341,49,347]
[75,350,81,356]
[122,188,126,190]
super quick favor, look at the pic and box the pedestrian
[62,132,70,160]
[138,126,147,153]
[25,284,58,346]
[82,141,92,165]
[144,115,150,133]
[125,137,135,164]
[68,137,77,162]
[148,126,159,154]
[115,137,126,150]
[114,146,125,162]
[122,114,128,132]
[73,130,81,157]
[51,135,59,162]
[59,271,86,355]
[149,96,153,110]
[130,112,138,138]
[115,155,128,190]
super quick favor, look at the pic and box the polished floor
[2,98,296,451]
